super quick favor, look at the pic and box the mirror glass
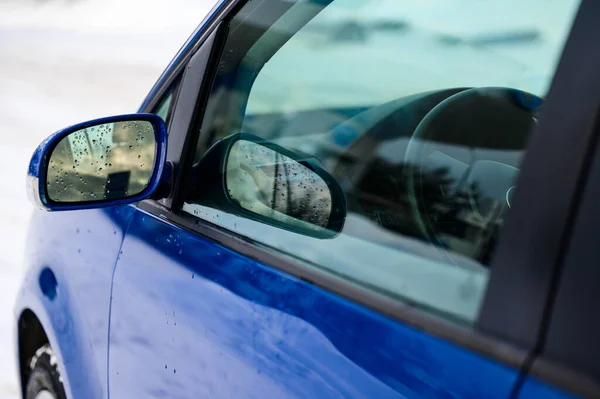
[47,120,156,203]
[226,140,333,231]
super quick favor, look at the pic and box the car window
[181,0,581,325]
[153,83,178,125]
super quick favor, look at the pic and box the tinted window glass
[153,82,179,125]
[155,94,172,123]
[182,0,580,325]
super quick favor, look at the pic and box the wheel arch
[18,309,50,398]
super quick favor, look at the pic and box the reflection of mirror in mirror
[226,140,332,229]
[47,121,156,203]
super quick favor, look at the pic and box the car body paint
[518,377,582,399]
[108,207,520,398]
[16,206,134,399]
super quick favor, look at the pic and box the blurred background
[0,0,216,396]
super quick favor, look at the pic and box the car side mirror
[27,113,168,211]
[188,133,346,239]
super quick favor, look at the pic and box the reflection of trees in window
[268,153,332,227]
[227,141,333,228]
[354,158,500,264]
[353,159,458,238]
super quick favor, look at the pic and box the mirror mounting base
[151,161,174,201]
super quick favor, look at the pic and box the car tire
[25,344,67,399]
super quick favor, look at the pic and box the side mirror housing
[27,113,168,211]
[187,133,347,239]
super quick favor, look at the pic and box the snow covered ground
[0,0,215,396]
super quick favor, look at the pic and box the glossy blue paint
[27,113,168,211]
[38,268,58,301]
[16,206,135,399]
[517,377,582,399]
[107,207,520,398]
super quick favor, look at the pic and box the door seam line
[105,209,136,399]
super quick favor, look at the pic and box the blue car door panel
[517,378,581,399]
[108,208,521,398]
[22,206,134,399]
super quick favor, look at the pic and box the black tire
[25,344,67,399]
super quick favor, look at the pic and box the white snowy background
[0,0,216,396]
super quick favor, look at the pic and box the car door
[108,0,599,397]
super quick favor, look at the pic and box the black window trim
[138,0,600,396]
[477,0,600,395]
[529,0,600,389]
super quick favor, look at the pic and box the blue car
[15,0,600,398]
